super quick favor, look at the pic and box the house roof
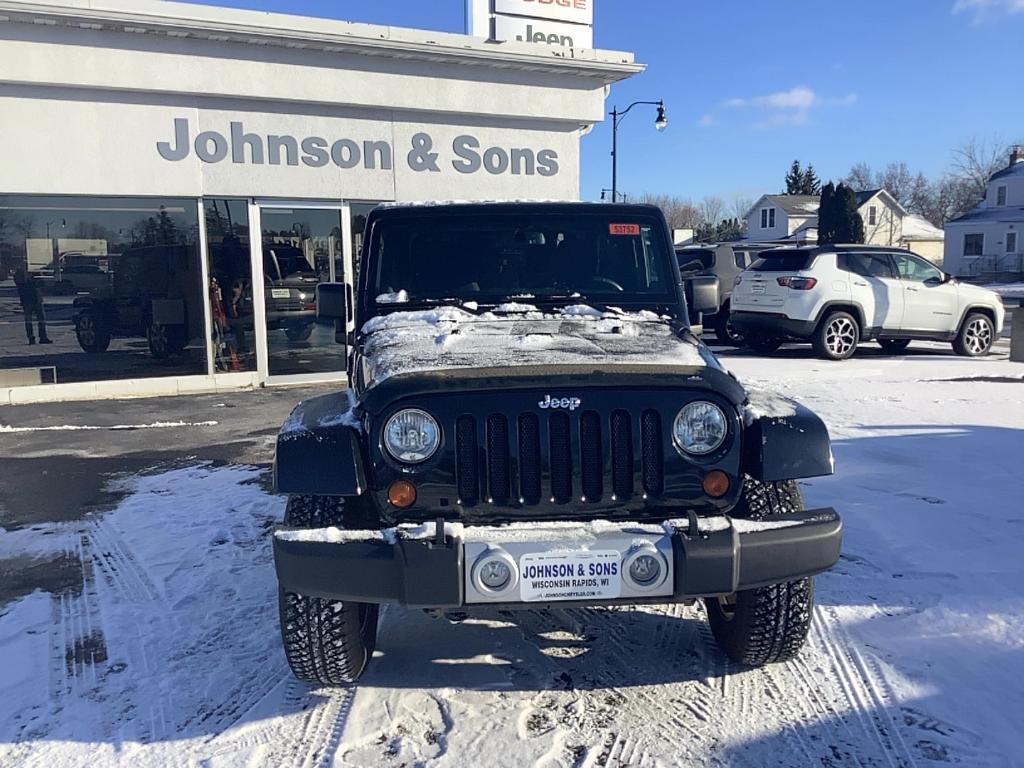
[855,189,882,206]
[946,205,1024,225]
[755,195,820,217]
[990,162,1024,182]
[901,214,944,241]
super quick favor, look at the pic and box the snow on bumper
[272,510,841,608]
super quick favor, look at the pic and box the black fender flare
[274,391,368,496]
[742,402,834,482]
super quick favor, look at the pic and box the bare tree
[730,196,754,222]
[699,196,726,226]
[638,193,704,229]
[950,137,1011,201]
[844,162,874,191]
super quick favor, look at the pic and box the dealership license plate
[271,288,291,299]
[519,550,622,602]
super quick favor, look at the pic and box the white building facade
[943,148,1024,278]
[0,0,640,404]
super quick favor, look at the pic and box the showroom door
[250,202,352,382]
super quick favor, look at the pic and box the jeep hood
[356,305,717,394]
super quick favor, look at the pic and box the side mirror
[924,276,943,288]
[317,282,347,320]
[316,282,348,345]
[685,274,720,315]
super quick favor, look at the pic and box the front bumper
[273,509,841,608]
[729,311,816,340]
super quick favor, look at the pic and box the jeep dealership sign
[468,0,594,49]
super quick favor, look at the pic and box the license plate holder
[271,288,291,299]
[519,550,621,602]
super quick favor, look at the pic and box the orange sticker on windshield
[609,223,641,236]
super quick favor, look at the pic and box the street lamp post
[610,100,667,202]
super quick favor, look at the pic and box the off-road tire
[75,312,112,353]
[279,494,380,685]
[952,312,995,357]
[279,591,379,685]
[703,476,814,666]
[745,333,782,354]
[812,310,860,361]
[878,338,911,354]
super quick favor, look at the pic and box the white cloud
[696,113,715,128]
[954,0,1024,11]
[953,0,1024,19]
[721,86,857,129]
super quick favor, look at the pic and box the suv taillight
[777,277,818,290]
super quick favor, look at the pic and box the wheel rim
[964,318,992,354]
[725,317,744,344]
[825,317,857,357]
[78,317,95,345]
[150,323,167,352]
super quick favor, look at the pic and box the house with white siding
[943,147,1024,278]
[744,190,945,262]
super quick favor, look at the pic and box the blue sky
[182,0,1023,205]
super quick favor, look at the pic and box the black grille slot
[518,414,542,506]
[549,412,573,504]
[580,411,603,502]
[456,416,478,505]
[486,414,511,504]
[641,410,664,496]
[610,410,634,500]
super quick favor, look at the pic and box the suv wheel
[147,322,187,358]
[745,333,782,354]
[713,308,744,346]
[285,322,314,342]
[75,312,112,353]
[279,494,380,685]
[878,339,911,354]
[813,311,860,360]
[953,313,994,357]
[704,477,814,666]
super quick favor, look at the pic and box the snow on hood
[741,379,800,425]
[359,305,704,387]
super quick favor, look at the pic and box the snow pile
[0,420,218,433]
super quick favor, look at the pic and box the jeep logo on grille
[539,395,581,411]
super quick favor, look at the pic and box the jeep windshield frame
[357,204,688,330]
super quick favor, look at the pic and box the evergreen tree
[838,183,865,243]
[785,160,805,194]
[802,164,821,195]
[818,182,836,244]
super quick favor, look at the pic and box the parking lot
[2,337,1022,767]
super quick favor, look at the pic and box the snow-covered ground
[2,343,1023,767]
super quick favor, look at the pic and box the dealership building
[0,0,639,404]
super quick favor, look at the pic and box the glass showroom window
[204,199,257,373]
[0,195,205,385]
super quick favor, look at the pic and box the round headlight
[673,401,728,456]
[383,409,441,463]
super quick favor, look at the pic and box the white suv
[729,246,1005,360]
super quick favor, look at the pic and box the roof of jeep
[759,244,919,256]
[371,201,664,217]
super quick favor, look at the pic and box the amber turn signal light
[702,471,730,498]
[387,480,418,508]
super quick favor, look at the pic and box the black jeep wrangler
[273,202,841,685]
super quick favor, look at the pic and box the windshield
[676,249,715,274]
[264,246,315,281]
[368,211,675,306]
[750,251,816,272]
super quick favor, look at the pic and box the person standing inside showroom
[13,267,52,345]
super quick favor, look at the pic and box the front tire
[712,307,744,346]
[75,312,112,353]
[813,310,860,360]
[703,477,814,666]
[953,313,994,357]
[278,494,380,685]
[285,322,314,342]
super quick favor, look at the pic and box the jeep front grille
[454,409,664,507]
